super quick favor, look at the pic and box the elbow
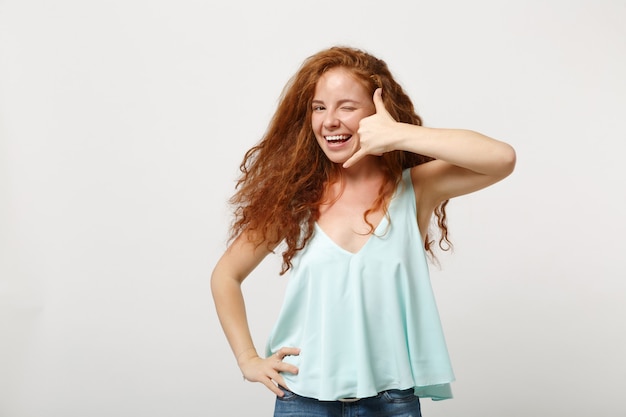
[496,144,516,178]
[504,144,517,175]
[210,262,231,298]
[211,257,246,298]
[210,268,221,298]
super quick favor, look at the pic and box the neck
[336,155,384,183]
[322,156,388,205]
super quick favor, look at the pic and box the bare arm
[211,233,299,396]
[344,88,516,208]
[404,126,516,204]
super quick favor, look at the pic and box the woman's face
[311,67,375,165]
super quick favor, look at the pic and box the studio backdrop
[1,1,625,416]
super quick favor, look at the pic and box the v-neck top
[265,169,455,401]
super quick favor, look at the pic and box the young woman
[211,46,516,416]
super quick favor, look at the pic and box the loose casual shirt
[266,169,455,401]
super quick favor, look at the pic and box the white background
[1,0,625,416]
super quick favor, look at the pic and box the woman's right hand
[238,347,301,397]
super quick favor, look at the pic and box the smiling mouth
[325,134,351,143]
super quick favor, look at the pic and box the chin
[321,151,351,165]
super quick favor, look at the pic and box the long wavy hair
[229,46,451,274]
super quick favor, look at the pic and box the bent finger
[276,347,301,358]
[273,374,291,396]
[275,360,299,375]
[262,377,285,397]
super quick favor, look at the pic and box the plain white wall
[1,0,624,416]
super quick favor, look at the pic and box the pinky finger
[262,378,285,397]
[343,151,364,169]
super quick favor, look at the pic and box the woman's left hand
[343,88,400,168]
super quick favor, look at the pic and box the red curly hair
[229,46,451,274]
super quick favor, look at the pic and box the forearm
[211,272,259,366]
[394,124,516,177]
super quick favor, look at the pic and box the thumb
[372,88,386,114]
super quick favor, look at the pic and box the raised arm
[405,126,515,204]
[211,233,299,396]
[344,88,516,206]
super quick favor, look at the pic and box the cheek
[346,112,368,127]
[310,115,322,132]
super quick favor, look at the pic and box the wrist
[236,347,258,366]
[394,123,424,151]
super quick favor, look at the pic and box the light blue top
[266,169,455,401]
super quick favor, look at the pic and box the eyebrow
[311,99,361,105]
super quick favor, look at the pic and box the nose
[323,111,340,129]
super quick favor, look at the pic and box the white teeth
[325,135,350,142]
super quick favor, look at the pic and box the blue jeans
[274,387,422,417]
